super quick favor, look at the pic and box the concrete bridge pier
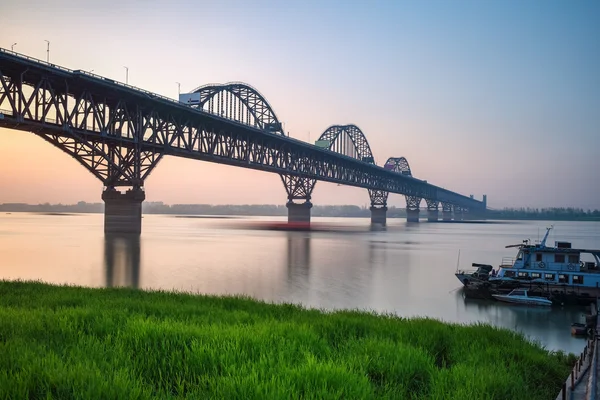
[406,208,420,223]
[286,201,312,224]
[102,188,145,234]
[370,206,387,226]
[441,202,453,221]
[427,209,439,222]
[454,208,464,221]
[425,199,439,222]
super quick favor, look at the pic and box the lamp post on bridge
[11,43,16,51]
[44,40,50,62]
[123,66,129,84]
[176,82,180,97]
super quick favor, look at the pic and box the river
[1,212,599,354]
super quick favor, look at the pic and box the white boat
[492,289,552,306]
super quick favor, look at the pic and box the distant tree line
[1,202,598,221]
[0,201,104,214]
[487,207,600,221]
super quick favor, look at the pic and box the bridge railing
[0,48,74,75]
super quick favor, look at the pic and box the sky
[0,0,599,210]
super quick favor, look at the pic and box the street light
[124,66,128,84]
[44,40,50,62]
[11,43,17,51]
[176,82,181,96]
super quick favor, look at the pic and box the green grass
[0,281,574,399]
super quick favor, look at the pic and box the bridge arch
[190,82,283,134]
[281,124,379,219]
[383,157,412,176]
[382,156,422,220]
[317,125,375,163]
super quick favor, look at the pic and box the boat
[456,226,600,297]
[455,263,494,286]
[492,289,552,306]
[571,322,590,336]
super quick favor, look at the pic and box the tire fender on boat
[568,263,575,271]
[538,262,545,269]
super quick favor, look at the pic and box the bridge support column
[368,189,389,226]
[425,199,439,222]
[102,188,145,234]
[407,208,420,223]
[427,209,439,222]
[405,195,421,223]
[370,206,387,225]
[286,201,312,224]
[441,202,453,221]
[453,207,464,221]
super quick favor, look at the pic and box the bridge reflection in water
[104,234,141,288]
[285,232,311,297]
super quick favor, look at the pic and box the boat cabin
[497,232,600,286]
[506,245,600,274]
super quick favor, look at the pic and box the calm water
[1,213,599,354]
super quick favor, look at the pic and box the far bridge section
[0,48,486,234]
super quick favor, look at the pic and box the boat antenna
[540,225,554,248]
[456,249,461,272]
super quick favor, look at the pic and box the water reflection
[459,291,587,351]
[284,232,311,301]
[2,213,598,354]
[104,234,140,288]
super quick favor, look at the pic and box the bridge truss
[0,49,484,213]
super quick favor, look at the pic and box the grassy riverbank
[0,281,574,399]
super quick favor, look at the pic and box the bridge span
[0,48,486,234]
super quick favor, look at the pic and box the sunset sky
[1,0,598,210]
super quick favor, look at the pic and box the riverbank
[0,281,575,399]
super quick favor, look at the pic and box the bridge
[0,48,486,234]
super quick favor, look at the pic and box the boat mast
[540,225,554,248]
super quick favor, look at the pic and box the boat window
[573,275,584,284]
[512,290,526,296]
[516,251,523,261]
[568,254,580,264]
[531,272,541,279]
[555,254,566,263]
[558,274,569,283]
[544,273,555,281]
[504,271,516,277]
[536,253,543,262]
[518,272,529,278]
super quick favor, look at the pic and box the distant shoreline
[1,203,599,222]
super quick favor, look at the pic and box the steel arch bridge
[0,48,486,233]
[382,157,427,215]
[281,124,387,207]
[383,157,468,220]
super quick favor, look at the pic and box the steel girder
[0,71,162,188]
[0,50,485,211]
[280,174,316,203]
